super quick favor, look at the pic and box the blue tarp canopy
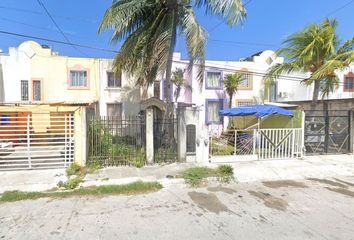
[219,104,294,118]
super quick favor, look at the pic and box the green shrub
[66,163,82,176]
[58,177,83,190]
[217,165,233,176]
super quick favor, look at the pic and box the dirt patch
[325,187,354,198]
[207,186,237,194]
[188,191,230,214]
[263,180,308,189]
[307,178,347,188]
[333,178,354,187]
[249,191,288,211]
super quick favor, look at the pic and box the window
[239,73,253,89]
[344,75,354,92]
[32,80,41,101]
[206,99,223,124]
[236,99,254,107]
[107,71,121,88]
[206,71,222,89]
[107,103,122,118]
[154,81,160,98]
[21,80,29,101]
[70,71,87,87]
[186,124,196,154]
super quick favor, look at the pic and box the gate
[87,116,146,166]
[210,128,303,161]
[304,110,351,154]
[258,128,303,160]
[0,113,74,170]
[153,118,178,163]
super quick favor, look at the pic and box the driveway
[1,176,354,240]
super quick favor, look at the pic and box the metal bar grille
[0,113,75,170]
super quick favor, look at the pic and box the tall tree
[171,68,192,103]
[99,0,246,116]
[264,18,354,102]
[224,72,245,108]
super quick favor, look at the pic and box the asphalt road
[1,177,354,240]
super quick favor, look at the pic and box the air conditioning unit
[278,92,289,98]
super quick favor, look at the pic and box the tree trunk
[229,94,233,108]
[164,9,178,120]
[312,80,320,102]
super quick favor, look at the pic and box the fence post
[177,107,187,162]
[253,129,257,156]
[146,108,154,164]
[234,130,237,156]
[291,129,295,158]
[27,114,31,169]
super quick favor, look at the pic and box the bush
[217,165,233,176]
[58,177,83,190]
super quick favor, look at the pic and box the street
[1,176,354,240]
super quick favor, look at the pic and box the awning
[219,104,294,118]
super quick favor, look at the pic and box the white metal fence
[0,113,74,170]
[210,128,303,161]
[258,128,303,160]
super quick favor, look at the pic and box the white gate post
[26,114,31,169]
[253,129,257,157]
[145,108,154,164]
[234,130,237,156]
[291,129,295,158]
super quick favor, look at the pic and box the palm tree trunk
[229,94,233,108]
[312,80,320,102]
[164,9,178,119]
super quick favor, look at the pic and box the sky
[0,0,353,61]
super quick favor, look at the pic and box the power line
[0,30,118,53]
[36,0,88,57]
[209,39,276,47]
[325,0,354,17]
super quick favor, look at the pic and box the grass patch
[0,181,162,203]
[66,163,87,177]
[182,165,234,187]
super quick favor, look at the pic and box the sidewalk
[0,155,353,193]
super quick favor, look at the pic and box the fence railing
[87,116,146,167]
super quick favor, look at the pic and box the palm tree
[264,18,354,102]
[171,68,192,103]
[98,0,247,116]
[224,72,245,108]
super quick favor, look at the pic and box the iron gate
[153,118,177,163]
[87,116,146,166]
[304,110,351,154]
[0,113,74,170]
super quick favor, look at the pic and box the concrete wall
[277,64,354,102]
[177,106,209,163]
[98,59,141,117]
[0,42,31,102]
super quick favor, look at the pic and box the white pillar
[146,108,154,164]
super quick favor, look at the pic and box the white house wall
[0,42,31,102]
[98,59,141,117]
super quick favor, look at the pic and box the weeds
[0,181,163,202]
[182,165,234,187]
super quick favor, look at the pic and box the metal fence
[87,116,146,167]
[0,113,74,170]
[153,118,178,163]
[304,110,351,154]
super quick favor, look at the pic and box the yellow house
[28,41,99,105]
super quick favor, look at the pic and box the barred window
[21,80,29,101]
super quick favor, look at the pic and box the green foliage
[264,18,354,101]
[57,177,83,190]
[224,73,246,108]
[66,163,85,176]
[88,121,146,167]
[182,166,234,187]
[211,140,234,156]
[98,0,246,93]
[217,165,234,176]
[0,181,163,202]
[154,147,175,164]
